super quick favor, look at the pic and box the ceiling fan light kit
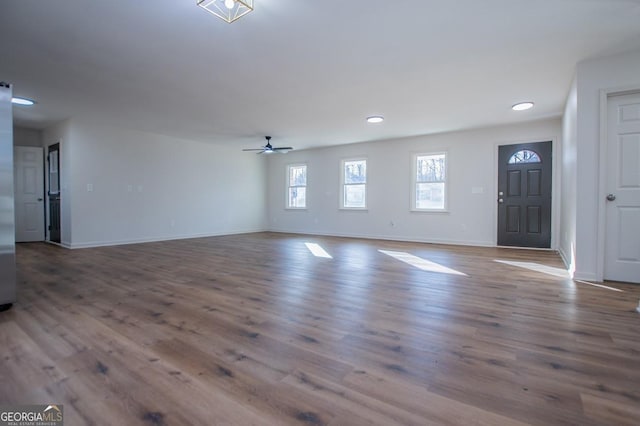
[197,0,253,23]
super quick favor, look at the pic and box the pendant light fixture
[197,0,254,23]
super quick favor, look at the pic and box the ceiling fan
[243,136,293,154]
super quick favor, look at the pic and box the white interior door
[14,146,45,242]
[605,92,640,283]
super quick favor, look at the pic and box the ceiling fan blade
[273,147,293,151]
[242,148,265,151]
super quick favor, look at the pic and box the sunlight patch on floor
[574,280,624,292]
[495,260,625,292]
[494,259,570,279]
[305,242,333,259]
[379,250,467,276]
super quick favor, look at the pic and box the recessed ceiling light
[512,102,534,111]
[366,115,384,123]
[11,97,36,106]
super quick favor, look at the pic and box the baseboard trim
[45,240,71,249]
[557,246,571,269]
[573,272,598,282]
[66,228,267,249]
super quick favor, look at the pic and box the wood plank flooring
[1,232,639,425]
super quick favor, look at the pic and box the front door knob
[606,194,616,201]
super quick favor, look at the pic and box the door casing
[493,138,559,249]
[597,87,640,283]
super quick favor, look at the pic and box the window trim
[340,157,368,210]
[507,149,542,164]
[286,163,308,210]
[411,151,449,212]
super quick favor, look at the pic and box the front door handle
[37,198,43,201]
[606,194,616,201]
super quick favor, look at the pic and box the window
[413,153,447,211]
[508,149,541,164]
[341,159,367,209]
[287,164,307,209]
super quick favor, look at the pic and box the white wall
[267,118,562,247]
[568,47,640,281]
[13,126,42,147]
[43,119,267,248]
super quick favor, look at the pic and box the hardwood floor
[1,232,639,425]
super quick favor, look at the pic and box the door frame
[493,137,560,249]
[596,86,640,282]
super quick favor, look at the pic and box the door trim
[597,86,640,282]
[493,137,560,249]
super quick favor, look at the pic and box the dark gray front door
[48,143,61,244]
[497,141,552,248]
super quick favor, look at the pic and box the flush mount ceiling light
[11,97,35,106]
[366,116,384,124]
[512,101,534,111]
[197,0,253,23]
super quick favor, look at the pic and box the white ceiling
[2,0,640,150]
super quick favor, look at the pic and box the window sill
[285,207,308,211]
[339,207,368,211]
[410,209,449,214]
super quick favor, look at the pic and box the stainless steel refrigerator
[0,82,16,311]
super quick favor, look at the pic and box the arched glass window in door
[508,149,541,164]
